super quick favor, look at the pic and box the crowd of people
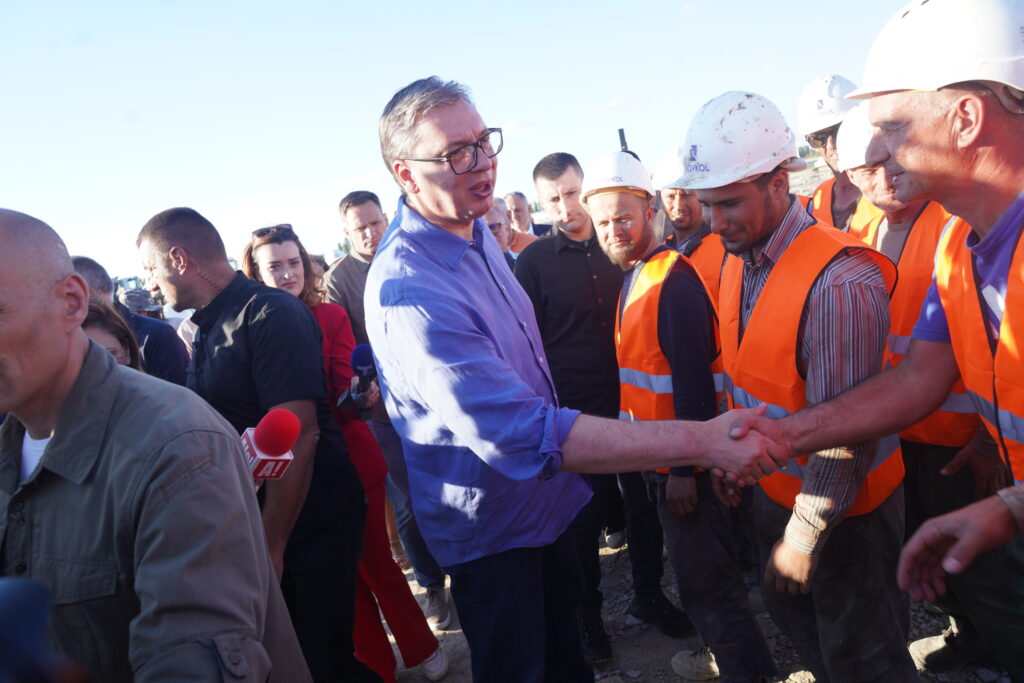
[1,0,1023,681]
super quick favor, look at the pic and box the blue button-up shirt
[364,198,592,567]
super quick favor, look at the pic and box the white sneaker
[670,645,720,680]
[424,586,451,631]
[422,647,449,681]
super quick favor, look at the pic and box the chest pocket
[38,555,136,681]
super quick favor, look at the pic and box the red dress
[310,303,437,681]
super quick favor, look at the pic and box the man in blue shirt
[365,76,788,682]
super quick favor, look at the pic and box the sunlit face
[846,165,905,212]
[342,202,387,260]
[866,90,959,205]
[395,100,497,234]
[253,241,305,297]
[660,187,702,234]
[536,167,591,239]
[697,175,784,256]
[485,206,511,251]
[506,194,532,233]
[138,239,187,311]
[84,325,129,366]
[589,191,655,269]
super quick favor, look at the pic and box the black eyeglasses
[805,124,840,149]
[403,128,503,175]
[252,224,295,238]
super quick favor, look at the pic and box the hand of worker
[666,475,698,518]
[707,405,791,485]
[711,474,742,508]
[940,438,1011,500]
[898,495,1019,602]
[764,538,817,595]
[351,376,380,410]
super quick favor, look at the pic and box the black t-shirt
[189,273,364,543]
[513,231,623,417]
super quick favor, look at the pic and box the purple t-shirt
[913,191,1024,343]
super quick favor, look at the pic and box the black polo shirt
[189,273,364,543]
[514,230,623,417]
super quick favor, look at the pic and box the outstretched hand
[703,405,790,485]
[898,495,1019,601]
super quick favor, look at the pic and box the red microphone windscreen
[253,409,301,456]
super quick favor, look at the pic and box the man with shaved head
[0,209,309,681]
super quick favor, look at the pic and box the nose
[705,205,724,233]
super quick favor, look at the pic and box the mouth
[470,179,493,198]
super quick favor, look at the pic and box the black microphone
[350,344,377,394]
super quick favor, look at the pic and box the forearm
[561,415,708,473]
[784,340,958,454]
[261,428,317,555]
[996,486,1024,531]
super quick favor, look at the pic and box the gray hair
[504,191,528,204]
[379,76,473,182]
[72,256,114,297]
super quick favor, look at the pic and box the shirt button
[12,502,24,512]
[14,561,27,574]
[229,653,242,665]
[592,275,597,280]
[538,357,545,363]
[520,321,527,327]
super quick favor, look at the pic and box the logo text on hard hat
[611,175,623,182]
[686,145,709,173]
[689,145,699,162]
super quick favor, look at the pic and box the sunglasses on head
[252,224,295,238]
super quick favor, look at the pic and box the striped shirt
[738,198,891,556]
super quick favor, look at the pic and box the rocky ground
[393,542,1009,683]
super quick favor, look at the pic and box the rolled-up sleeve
[381,295,580,482]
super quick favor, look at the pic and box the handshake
[701,404,795,486]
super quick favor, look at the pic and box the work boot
[909,625,995,671]
[578,609,612,664]
[628,592,694,638]
[423,586,451,631]
[670,645,719,680]
[421,647,449,681]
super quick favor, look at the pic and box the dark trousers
[903,439,1024,679]
[445,531,594,683]
[650,472,775,680]
[754,487,917,683]
[282,502,381,683]
[571,471,664,612]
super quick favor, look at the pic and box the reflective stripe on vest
[876,203,980,447]
[720,222,904,516]
[934,216,1024,479]
[620,367,674,394]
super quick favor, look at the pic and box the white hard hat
[581,151,656,202]
[835,102,874,171]
[678,91,807,191]
[652,148,687,191]
[850,0,1024,99]
[797,74,859,137]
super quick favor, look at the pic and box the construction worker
[732,0,1024,678]
[584,150,775,682]
[796,75,882,241]
[652,148,727,304]
[838,101,1015,671]
[682,90,916,681]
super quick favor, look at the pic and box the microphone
[240,408,300,481]
[350,344,377,394]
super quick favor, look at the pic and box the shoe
[578,609,612,664]
[629,592,694,638]
[670,645,720,680]
[421,647,449,681]
[605,529,626,550]
[423,586,451,631]
[909,626,994,671]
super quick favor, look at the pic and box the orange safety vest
[935,216,1024,481]
[617,248,724,422]
[720,223,904,514]
[800,177,883,243]
[664,231,727,306]
[870,203,980,447]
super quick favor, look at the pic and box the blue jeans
[649,471,775,680]
[368,419,445,590]
[571,471,664,612]
[445,531,594,683]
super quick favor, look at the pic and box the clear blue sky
[0,0,903,277]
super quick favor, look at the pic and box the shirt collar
[0,343,123,489]
[553,229,596,253]
[740,196,814,268]
[190,271,253,330]
[396,196,486,270]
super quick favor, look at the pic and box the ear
[770,168,790,198]
[167,246,188,274]
[951,91,986,150]
[62,273,90,328]
[393,159,418,195]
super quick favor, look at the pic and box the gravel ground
[393,543,1009,682]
